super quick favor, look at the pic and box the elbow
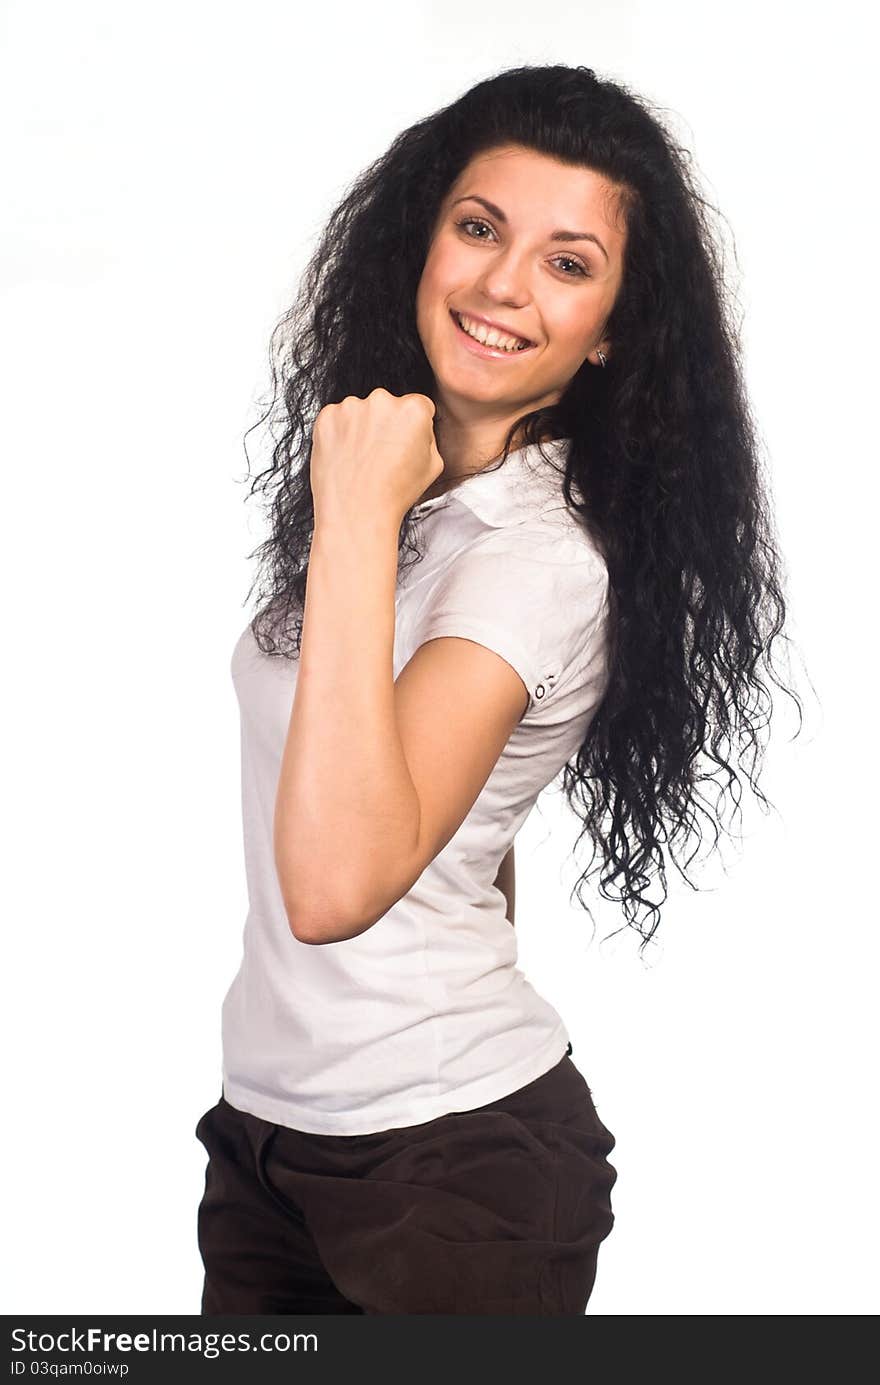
[275,858,358,943]
[281,888,384,945]
[277,859,417,944]
[274,810,423,942]
[285,912,329,945]
[281,896,351,945]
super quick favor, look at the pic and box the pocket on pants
[294,1095,616,1316]
[293,1110,562,1314]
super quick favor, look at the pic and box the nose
[474,244,532,308]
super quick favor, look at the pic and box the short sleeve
[415,522,610,714]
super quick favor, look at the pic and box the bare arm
[273,517,529,944]
[273,516,418,937]
[493,844,516,926]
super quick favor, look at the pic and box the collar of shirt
[409,437,572,529]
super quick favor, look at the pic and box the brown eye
[456,216,494,239]
[455,218,590,279]
[553,256,590,278]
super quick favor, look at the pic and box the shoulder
[474,510,608,586]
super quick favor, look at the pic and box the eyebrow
[451,194,610,263]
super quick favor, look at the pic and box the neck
[431,419,513,477]
[426,398,558,498]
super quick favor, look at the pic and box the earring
[597,348,607,368]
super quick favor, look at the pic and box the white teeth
[456,312,530,352]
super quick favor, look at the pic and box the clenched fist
[309,388,445,530]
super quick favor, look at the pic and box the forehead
[443,144,626,241]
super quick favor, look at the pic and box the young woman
[194,64,801,1316]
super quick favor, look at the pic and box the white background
[2,0,876,1316]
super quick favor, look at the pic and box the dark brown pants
[194,1048,617,1315]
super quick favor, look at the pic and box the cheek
[417,264,455,347]
[550,305,596,362]
[414,272,434,337]
[415,261,438,321]
[420,239,462,303]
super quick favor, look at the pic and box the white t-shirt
[219,437,611,1134]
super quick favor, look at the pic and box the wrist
[313,507,402,545]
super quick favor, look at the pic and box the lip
[449,308,537,358]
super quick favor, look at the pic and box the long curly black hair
[238,63,805,954]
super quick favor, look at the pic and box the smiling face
[415,144,627,451]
